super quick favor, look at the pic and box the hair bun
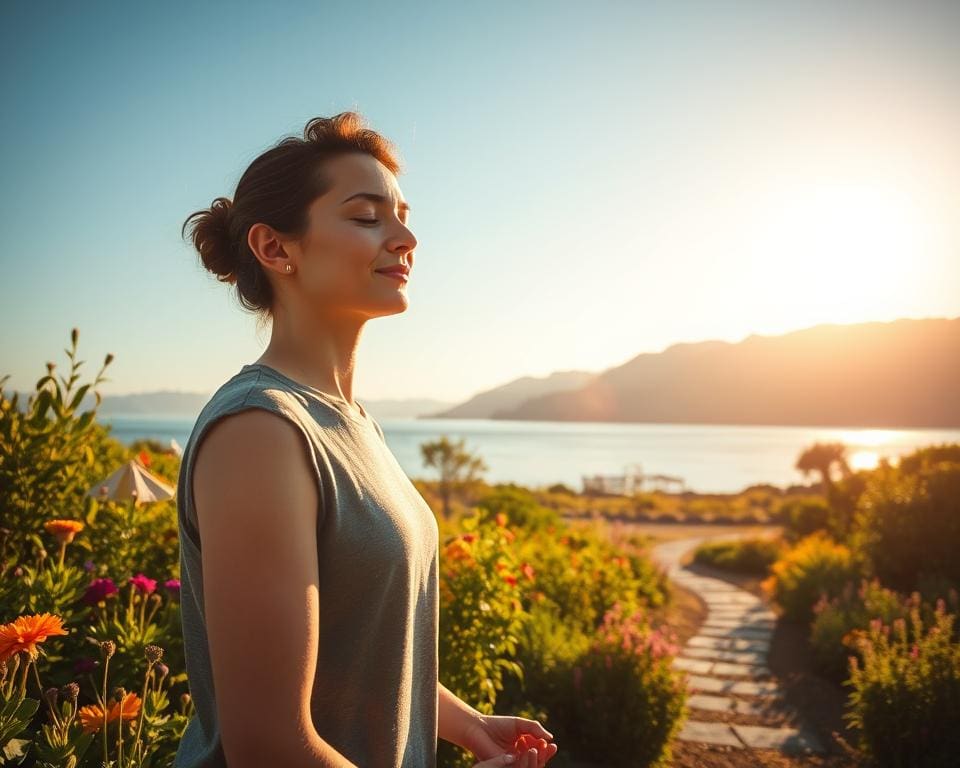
[183,196,238,283]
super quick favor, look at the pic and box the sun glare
[750,180,930,325]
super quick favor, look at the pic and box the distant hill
[491,317,960,429]
[422,370,597,419]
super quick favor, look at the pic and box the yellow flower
[77,692,142,734]
[0,613,69,663]
[43,519,85,545]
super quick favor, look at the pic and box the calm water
[99,414,960,494]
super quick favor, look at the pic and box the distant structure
[581,462,686,496]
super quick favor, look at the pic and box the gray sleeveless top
[173,363,440,767]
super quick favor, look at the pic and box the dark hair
[182,112,403,318]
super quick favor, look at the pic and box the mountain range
[9,317,958,428]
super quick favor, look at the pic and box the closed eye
[352,217,379,225]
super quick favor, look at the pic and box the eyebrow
[340,191,410,213]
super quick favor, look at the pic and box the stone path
[651,535,825,756]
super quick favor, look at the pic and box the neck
[256,304,367,406]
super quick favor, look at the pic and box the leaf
[0,737,32,764]
[69,384,92,412]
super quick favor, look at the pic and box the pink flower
[128,573,157,595]
[82,578,119,606]
[164,579,181,602]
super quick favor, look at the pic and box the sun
[748,179,930,326]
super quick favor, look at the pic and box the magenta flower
[164,578,181,602]
[129,573,157,594]
[83,577,119,605]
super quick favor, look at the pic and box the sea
[98,415,960,495]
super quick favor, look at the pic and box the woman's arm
[193,409,357,768]
[438,682,482,749]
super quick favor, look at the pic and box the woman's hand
[464,714,558,768]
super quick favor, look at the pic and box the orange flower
[444,539,474,563]
[495,512,508,527]
[0,613,69,663]
[43,519,84,545]
[77,692,142,734]
[503,573,518,587]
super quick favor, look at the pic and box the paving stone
[688,693,735,712]
[730,679,781,696]
[681,647,768,664]
[703,593,762,605]
[699,625,775,641]
[709,610,777,623]
[703,617,774,629]
[686,674,732,693]
[672,657,714,674]
[677,720,744,748]
[711,661,771,678]
[732,723,824,754]
[687,635,770,653]
[701,618,743,628]
[694,583,741,593]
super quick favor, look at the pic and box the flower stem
[31,661,61,730]
[132,666,152,762]
[102,655,111,766]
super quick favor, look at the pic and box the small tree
[795,440,851,493]
[420,436,487,519]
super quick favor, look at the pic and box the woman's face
[285,152,417,320]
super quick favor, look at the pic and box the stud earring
[285,264,293,273]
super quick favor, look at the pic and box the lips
[375,266,410,280]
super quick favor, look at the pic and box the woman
[175,112,558,768]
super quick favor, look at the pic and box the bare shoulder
[192,406,319,533]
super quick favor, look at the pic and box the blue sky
[2,1,958,401]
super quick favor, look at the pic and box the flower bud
[144,644,163,665]
[100,640,116,659]
[61,682,80,704]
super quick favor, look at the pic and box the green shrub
[762,532,859,622]
[777,496,831,541]
[810,579,905,681]
[564,602,686,768]
[437,513,533,768]
[845,599,960,767]
[851,450,960,596]
[693,536,784,575]
[476,485,560,532]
